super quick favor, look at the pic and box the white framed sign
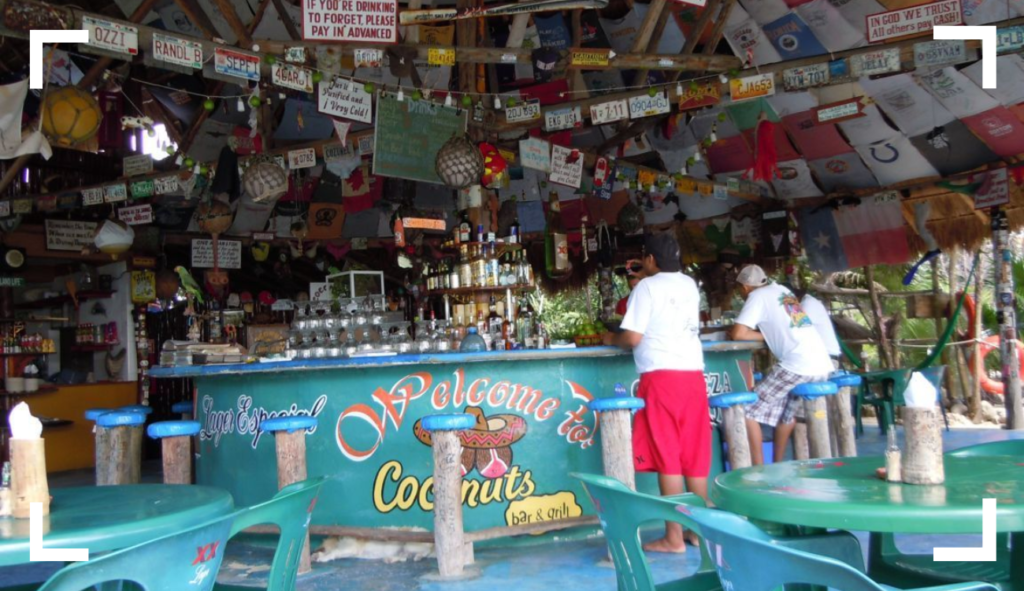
[118,204,153,225]
[45,219,98,251]
[318,79,372,123]
[122,154,153,177]
[519,137,551,172]
[549,144,583,188]
[191,239,242,269]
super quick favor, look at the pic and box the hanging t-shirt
[735,283,833,375]
[801,294,841,357]
[620,272,704,374]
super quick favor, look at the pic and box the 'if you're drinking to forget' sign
[302,0,398,43]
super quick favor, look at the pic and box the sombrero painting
[413,406,528,479]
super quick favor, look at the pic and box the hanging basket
[617,199,644,235]
[243,156,288,204]
[435,134,484,189]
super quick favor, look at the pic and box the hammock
[837,253,981,371]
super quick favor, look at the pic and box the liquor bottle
[509,193,522,244]
[448,259,461,289]
[544,191,570,279]
[458,245,473,288]
[458,213,472,244]
[488,296,502,338]
[472,245,487,288]
[477,224,485,244]
[487,242,500,287]
[536,322,549,349]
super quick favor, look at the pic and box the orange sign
[678,82,721,111]
[402,217,447,231]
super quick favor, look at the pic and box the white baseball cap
[737,264,768,287]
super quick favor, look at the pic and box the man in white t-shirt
[603,232,709,553]
[794,288,841,365]
[730,265,833,465]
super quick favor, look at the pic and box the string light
[693,150,703,162]
[676,82,683,96]
[494,94,501,109]
[397,87,404,102]
[719,73,729,84]
[444,93,453,107]
[236,97,245,112]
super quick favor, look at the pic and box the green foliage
[530,274,625,341]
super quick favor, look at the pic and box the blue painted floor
[3,424,1022,590]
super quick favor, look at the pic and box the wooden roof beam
[210,0,254,47]
[171,0,220,40]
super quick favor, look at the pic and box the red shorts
[632,370,711,478]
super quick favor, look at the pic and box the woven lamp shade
[196,201,234,235]
[41,87,102,147]
[243,158,288,204]
[435,134,484,189]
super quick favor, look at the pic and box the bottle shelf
[0,351,46,357]
[440,242,524,257]
[15,290,116,310]
[424,285,535,297]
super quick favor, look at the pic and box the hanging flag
[807,152,878,192]
[762,12,829,60]
[782,111,853,159]
[760,210,790,257]
[794,0,865,51]
[799,192,910,272]
[917,67,999,119]
[724,16,782,66]
[963,106,1024,157]
[771,159,823,199]
[860,73,955,138]
[0,79,52,161]
[910,119,997,176]
[798,205,848,273]
[855,134,939,186]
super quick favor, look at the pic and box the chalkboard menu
[372,94,467,184]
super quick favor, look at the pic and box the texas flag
[799,192,910,272]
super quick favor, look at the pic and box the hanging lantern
[93,219,135,258]
[435,134,484,189]
[479,142,508,189]
[196,201,234,235]
[41,86,103,147]
[243,156,289,204]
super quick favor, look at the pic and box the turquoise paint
[181,347,754,535]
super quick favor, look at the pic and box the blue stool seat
[259,416,318,433]
[830,373,862,388]
[171,401,193,414]
[96,411,147,428]
[85,408,112,422]
[791,381,839,399]
[709,392,759,408]
[420,414,475,432]
[588,397,645,412]
[147,420,200,439]
[120,405,153,415]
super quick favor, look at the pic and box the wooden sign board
[45,219,98,251]
[815,98,865,125]
[372,95,467,184]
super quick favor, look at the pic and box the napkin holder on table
[901,373,944,485]
[7,402,49,518]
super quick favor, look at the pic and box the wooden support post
[10,439,49,519]
[274,429,312,574]
[804,397,833,459]
[161,436,192,485]
[94,425,111,485]
[992,209,1023,430]
[720,405,752,470]
[598,409,636,489]
[432,429,468,578]
[971,255,983,422]
[902,408,944,484]
[828,386,858,457]
[792,423,809,460]
[98,425,142,486]
[866,266,894,368]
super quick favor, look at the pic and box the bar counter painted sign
[865,0,962,43]
[189,352,748,531]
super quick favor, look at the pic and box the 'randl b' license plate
[83,16,138,55]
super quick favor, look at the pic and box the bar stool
[829,372,861,458]
[120,404,153,414]
[147,420,200,484]
[259,416,318,575]
[709,392,758,470]
[588,397,644,490]
[420,414,476,579]
[753,372,763,384]
[94,411,146,485]
[171,401,193,421]
[85,408,112,485]
[791,382,838,460]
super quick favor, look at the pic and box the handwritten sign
[118,204,153,225]
[590,99,628,125]
[82,187,104,206]
[913,40,969,68]
[428,47,455,66]
[866,0,962,43]
[519,137,551,172]
[152,33,201,69]
[628,92,671,119]
[215,48,261,82]
[104,183,128,203]
[815,98,864,124]
[678,83,720,111]
[318,79,372,123]
[45,219,98,251]
[288,147,317,169]
[272,63,314,92]
[191,239,242,269]
[122,154,153,177]
[783,63,829,90]
[302,0,398,43]
[154,176,179,195]
[354,48,383,67]
[373,95,467,184]
[974,168,1009,209]
[851,48,901,76]
[729,73,775,102]
[505,100,542,123]
[569,49,611,67]
[544,106,582,132]
[82,16,138,56]
[549,144,583,188]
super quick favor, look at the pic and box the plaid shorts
[746,366,831,426]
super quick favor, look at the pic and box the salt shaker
[885,424,902,482]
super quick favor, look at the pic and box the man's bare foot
[643,538,688,553]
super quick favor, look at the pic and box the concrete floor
[3,424,1022,590]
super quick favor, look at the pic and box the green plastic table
[712,455,1024,589]
[0,484,234,567]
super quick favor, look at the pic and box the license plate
[913,40,969,68]
[851,48,900,77]
[783,63,829,90]
[998,26,1024,52]
[215,48,261,82]
[152,33,201,69]
[505,100,541,123]
[544,106,581,132]
[83,16,138,55]
[590,99,628,125]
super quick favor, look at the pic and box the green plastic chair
[215,476,328,591]
[680,505,998,591]
[35,513,234,591]
[867,440,1023,589]
[572,472,721,591]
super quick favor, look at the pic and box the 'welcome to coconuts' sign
[302,0,398,43]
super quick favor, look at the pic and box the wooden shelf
[441,242,524,256]
[71,343,117,352]
[15,290,116,310]
[0,385,59,397]
[0,351,46,357]
[0,316,69,323]
[425,285,535,296]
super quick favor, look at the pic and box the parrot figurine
[174,266,205,315]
